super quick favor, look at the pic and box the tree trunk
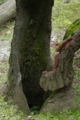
[40,30,80,113]
[5,0,53,113]
[0,0,16,26]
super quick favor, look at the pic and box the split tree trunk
[5,0,53,113]
[4,0,80,114]
[0,0,16,26]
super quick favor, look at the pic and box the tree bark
[40,30,80,113]
[5,0,53,113]
[4,0,80,114]
[0,0,16,26]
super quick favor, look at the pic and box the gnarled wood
[40,30,80,113]
[40,30,80,91]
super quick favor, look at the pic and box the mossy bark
[40,30,80,113]
[5,0,53,113]
[64,19,80,39]
[19,0,53,108]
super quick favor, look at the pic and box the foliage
[0,95,26,120]
[52,0,80,40]
[35,109,80,120]
[0,0,6,5]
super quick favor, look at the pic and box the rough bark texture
[19,0,53,108]
[40,30,80,91]
[0,0,16,26]
[2,0,80,114]
[40,30,80,113]
[5,0,53,113]
[41,86,74,113]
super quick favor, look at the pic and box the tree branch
[40,30,80,91]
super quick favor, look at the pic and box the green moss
[19,25,49,80]
[41,92,55,110]
[64,19,80,39]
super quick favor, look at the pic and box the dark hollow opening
[21,78,51,113]
[18,0,52,112]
